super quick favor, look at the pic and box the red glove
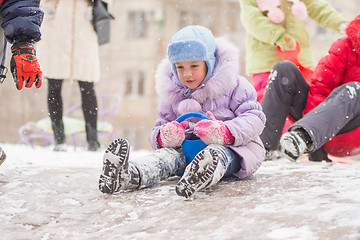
[10,42,42,90]
[194,111,235,145]
[159,121,188,148]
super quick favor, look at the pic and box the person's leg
[260,61,309,151]
[175,145,240,198]
[131,147,187,188]
[99,138,187,194]
[47,78,65,150]
[78,81,99,151]
[281,82,360,160]
[0,146,6,166]
[252,72,270,102]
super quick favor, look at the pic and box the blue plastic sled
[176,112,212,165]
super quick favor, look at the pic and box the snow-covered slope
[1,143,359,240]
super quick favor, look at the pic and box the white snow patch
[0,144,360,240]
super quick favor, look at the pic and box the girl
[98,25,266,198]
[239,0,348,160]
[239,0,347,102]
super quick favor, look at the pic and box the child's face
[175,60,207,89]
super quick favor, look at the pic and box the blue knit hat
[167,25,216,85]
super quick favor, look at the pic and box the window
[127,11,149,38]
[138,72,144,96]
[124,71,146,98]
[125,71,133,96]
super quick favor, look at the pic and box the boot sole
[99,138,130,193]
[280,133,303,161]
[175,148,218,198]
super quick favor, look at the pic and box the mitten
[338,22,348,35]
[256,0,284,23]
[276,33,296,52]
[159,121,188,148]
[194,111,235,145]
[10,42,42,90]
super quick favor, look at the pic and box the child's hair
[167,25,216,84]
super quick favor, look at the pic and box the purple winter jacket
[149,38,266,179]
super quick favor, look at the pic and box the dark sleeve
[0,0,44,44]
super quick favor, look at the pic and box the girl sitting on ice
[98,25,266,198]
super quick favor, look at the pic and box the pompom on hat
[256,0,307,24]
[167,25,216,85]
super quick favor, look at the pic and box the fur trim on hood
[346,14,360,55]
[155,38,239,106]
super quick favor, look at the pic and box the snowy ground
[0,143,360,240]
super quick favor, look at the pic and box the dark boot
[280,127,313,161]
[98,138,140,193]
[176,147,219,198]
[86,122,100,151]
[52,121,66,151]
[175,144,236,198]
[0,146,6,166]
[308,147,332,162]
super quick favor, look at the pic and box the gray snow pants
[130,145,240,188]
[260,61,360,156]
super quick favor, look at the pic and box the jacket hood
[156,37,239,106]
[346,14,360,55]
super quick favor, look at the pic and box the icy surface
[1,143,360,240]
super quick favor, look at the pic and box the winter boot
[176,146,221,198]
[308,147,332,162]
[98,138,140,194]
[265,149,282,161]
[280,128,312,161]
[0,146,6,166]
[86,123,100,151]
[88,141,100,151]
[176,145,239,198]
[52,121,66,151]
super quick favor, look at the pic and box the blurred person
[98,26,266,198]
[239,0,348,159]
[239,0,347,102]
[260,15,360,162]
[37,0,107,151]
[0,0,44,165]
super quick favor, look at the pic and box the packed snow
[1,143,360,240]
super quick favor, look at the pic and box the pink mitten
[194,111,235,145]
[159,121,188,148]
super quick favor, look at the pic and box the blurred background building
[0,0,358,150]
